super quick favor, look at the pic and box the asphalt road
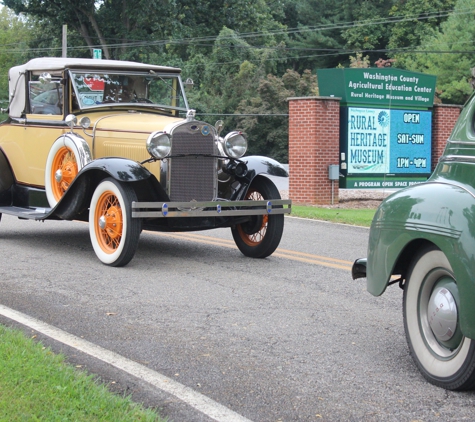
[1,214,474,421]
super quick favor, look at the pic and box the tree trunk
[83,10,111,59]
[72,2,111,59]
[76,21,95,53]
[120,0,130,56]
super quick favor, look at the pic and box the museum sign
[317,68,437,189]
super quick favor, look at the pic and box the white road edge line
[0,304,253,422]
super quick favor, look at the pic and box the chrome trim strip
[441,155,475,163]
[372,220,462,239]
[446,140,475,145]
[131,199,292,218]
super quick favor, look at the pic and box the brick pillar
[288,96,341,205]
[431,104,462,171]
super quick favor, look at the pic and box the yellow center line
[273,251,352,271]
[147,231,353,272]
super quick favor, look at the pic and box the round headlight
[79,116,91,129]
[223,131,247,159]
[146,131,171,159]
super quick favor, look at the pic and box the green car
[352,94,475,391]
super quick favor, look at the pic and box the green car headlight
[146,131,171,159]
[222,131,247,159]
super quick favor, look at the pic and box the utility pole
[62,25,67,57]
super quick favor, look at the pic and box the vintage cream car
[0,57,290,266]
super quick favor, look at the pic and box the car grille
[169,121,218,202]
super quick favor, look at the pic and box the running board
[0,206,52,220]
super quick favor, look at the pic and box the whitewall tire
[403,246,475,390]
[89,178,141,267]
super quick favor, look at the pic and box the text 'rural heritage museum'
[318,68,436,189]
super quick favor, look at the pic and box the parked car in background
[352,93,475,390]
[0,57,290,266]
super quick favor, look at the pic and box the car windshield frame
[69,69,190,113]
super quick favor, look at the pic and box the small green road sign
[93,49,102,59]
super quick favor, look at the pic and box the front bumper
[132,199,292,218]
[352,258,367,280]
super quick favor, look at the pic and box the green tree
[349,52,371,68]
[284,0,409,71]
[2,0,288,62]
[387,0,456,66]
[185,27,281,126]
[341,0,396,61]
[236,69,318,162]
[286,0,352,71]
[2,0,113,58]
[0,8,33,104]
[402,0,475,103]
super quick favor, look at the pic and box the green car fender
[366,181,475,339]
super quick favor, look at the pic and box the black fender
[0,149,14,192]
[233,156,287,199]
[242,156,288,179]
[54,157,160,220]
[80,157,153,182]
[238,155,289,199]
[0,148,14,205]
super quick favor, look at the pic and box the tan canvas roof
[8,57,182,118]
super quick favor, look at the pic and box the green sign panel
[317,68,436,108]
[93,49,102,59]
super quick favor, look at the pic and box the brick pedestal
[431,104,462,171]
[288,96,340,205]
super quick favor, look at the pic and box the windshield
[70,71,189,113]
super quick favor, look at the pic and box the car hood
[89,112,186,164]
[91,112,183,134]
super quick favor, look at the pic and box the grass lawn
[290,205,377,227]
[0,325,165,421]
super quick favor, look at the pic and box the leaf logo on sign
[378,111,390,127]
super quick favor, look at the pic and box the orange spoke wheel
[51,146,78,201]
[94,191,123,253]
[89,178,141,267]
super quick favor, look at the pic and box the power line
[2,6,471,53]
[0,5,473,64]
